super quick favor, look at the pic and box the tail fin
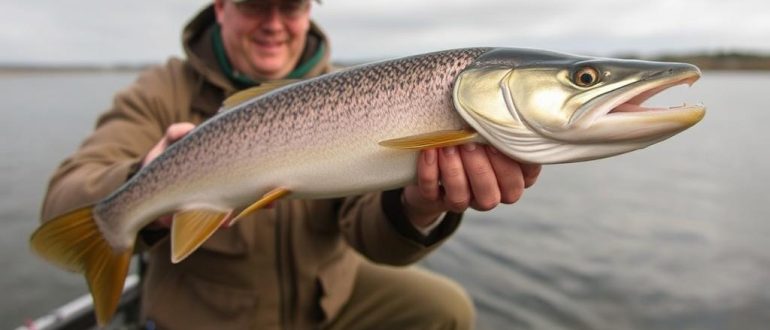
[30,206,132,326]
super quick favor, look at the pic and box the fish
[30,47,705,325]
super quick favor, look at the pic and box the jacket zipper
[276,204,296,329]
[275,207,288,328]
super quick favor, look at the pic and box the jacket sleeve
[337,189,463,266]
[40,60,189,222]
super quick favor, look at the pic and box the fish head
[453,48,706,164]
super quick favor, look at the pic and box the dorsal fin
[220,80,300,112]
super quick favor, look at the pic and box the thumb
[142,122,196,167]
[165,122,196,143]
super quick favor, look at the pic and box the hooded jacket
[40,5,462,329]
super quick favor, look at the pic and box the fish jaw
[565,65,706,142]
[453,49,706,164]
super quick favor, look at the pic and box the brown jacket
[40,5,462,329]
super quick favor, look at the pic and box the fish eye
[573,67,600,87]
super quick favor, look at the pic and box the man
[40,0,542,329]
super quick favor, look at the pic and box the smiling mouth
[252,38,286,51]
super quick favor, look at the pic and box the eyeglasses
[234,0,311,19]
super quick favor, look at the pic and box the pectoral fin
[378,129,479,150]
[227,188,291,226]
[171,209,233,263]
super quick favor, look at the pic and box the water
[1,71,769,329]
[421,71,770,329]
[0,72,139,328]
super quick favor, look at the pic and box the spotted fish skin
[94,48,492,247]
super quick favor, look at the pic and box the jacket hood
[181,4,332,93]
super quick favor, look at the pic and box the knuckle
[447,198,470,211]
[473,189,501,211]
[523,166,541,185]
[166,123,195,141]
[524,177,538,188]
[523,163,542,175]
[470,163,493,177]
[475,199,499,211]
[418,175,435,187]
[166,124,182,135]
[443,166,465,180]
[501,188,523,204]
[419,186,439,201]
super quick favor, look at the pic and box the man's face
[214,0,311,80]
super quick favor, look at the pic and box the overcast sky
[1,0,766,64]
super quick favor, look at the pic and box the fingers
[459,143,499,211]
[402,149,451,227]
[485,146,525,204]
[139,123,197,229]
[438,146,471,212]
[165,122,196,142]
[402,144,544,227]
[416,149,441,202]
[142,122,196,166]
[519,162,542,188]
[439,145,542,211]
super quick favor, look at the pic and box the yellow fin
[170,209,232,263]
[228,188,291,226]
[220,80,300,112]
[378,129,479,149]
[30,206,132,327]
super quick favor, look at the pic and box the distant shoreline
[2,52,769,74]
[637,52,770,71]
[0,65,150,75]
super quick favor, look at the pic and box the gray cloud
[0,0,766,64]
[314,0,770,60]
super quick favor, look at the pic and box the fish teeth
[669,102,688,109]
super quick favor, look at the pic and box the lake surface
[1,71,768,329]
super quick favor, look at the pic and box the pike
[30,47,705,325]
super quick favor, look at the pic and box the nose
[259,6,283,31]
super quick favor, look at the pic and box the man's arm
[41,62,188,222]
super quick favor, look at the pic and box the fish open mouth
[569,68,706,143]
[606,72,703,116]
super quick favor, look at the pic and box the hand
[143,123,196,229]
[402,143,542,228]
[142,122,196,167]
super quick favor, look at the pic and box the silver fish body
[96,48,490,248]
[95,47,706,248]
[31,47,705,325]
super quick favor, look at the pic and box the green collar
[212,23,325,88]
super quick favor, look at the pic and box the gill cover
[452,49,587,164]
